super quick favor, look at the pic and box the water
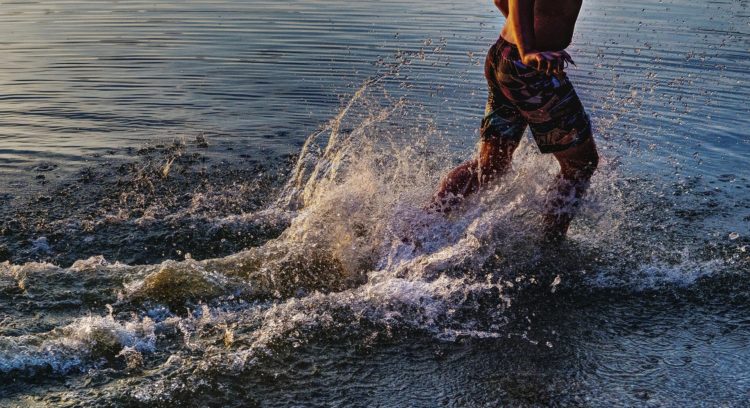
[1,0,749,406]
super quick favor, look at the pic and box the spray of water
[0,65,745,404]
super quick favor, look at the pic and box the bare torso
[495,0,583,51]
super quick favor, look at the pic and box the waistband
[495,37,522,61]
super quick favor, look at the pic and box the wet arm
[507,0,572,75]
[507,0,536,56]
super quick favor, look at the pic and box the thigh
[497,62,591,154]
[553,135,599,179]
[481,43,527,144]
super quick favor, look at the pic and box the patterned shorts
[481,37,592,154]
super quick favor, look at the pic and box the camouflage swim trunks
[481,37,592,154]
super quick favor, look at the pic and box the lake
[1,0,749,406]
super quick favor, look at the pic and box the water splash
[0,73,747,401]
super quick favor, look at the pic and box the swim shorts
[481,37,592,153]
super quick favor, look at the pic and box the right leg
[430,38,526,212]
[431,136,519,211]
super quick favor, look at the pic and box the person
[430,0,599,241]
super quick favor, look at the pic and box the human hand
[521,50,575,77]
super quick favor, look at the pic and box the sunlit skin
[432,0,599,241]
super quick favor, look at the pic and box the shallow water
[1,0,749,406]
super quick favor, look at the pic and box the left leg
[543,135,599,240]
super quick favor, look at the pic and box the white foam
[0,314,155,375]
[590,248,728,290]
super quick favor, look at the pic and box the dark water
[1,0,749,406]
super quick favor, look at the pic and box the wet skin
[433,0,599,240]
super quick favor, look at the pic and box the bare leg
[543,136,599,240]
[430,138,520,212]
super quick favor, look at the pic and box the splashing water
[1,62,748,407]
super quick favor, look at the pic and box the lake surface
[1,0,749,406]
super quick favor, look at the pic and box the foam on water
[0,312,155,376]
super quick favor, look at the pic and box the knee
[586,149,599,174]
[561,149,598,181]
[478,139,516,173]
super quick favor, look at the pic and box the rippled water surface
[1,0,749,406]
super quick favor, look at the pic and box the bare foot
[425,193,465,214]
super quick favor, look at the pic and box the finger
[553,50,569,67]
[556,52,568,66]
[551,55,562,73]
[557,61,567,78]
[544,52,557,75]
[531,56,542,71]
[564,52,576,67]
[542,52,555,75]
